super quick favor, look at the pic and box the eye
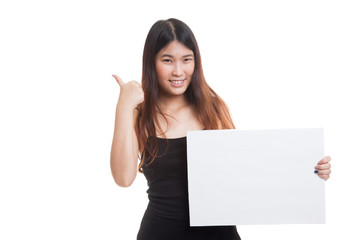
[162,59,172,63]
[184,58,193,62]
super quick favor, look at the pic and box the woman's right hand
[111,74,142,187]
[112,74,144,110]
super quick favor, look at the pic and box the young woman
[110,18,331,240]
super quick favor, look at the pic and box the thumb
[112,74,124,86]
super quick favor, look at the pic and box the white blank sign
[187,128,325,226]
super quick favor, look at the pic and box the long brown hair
[136,18,235,172]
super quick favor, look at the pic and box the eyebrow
[161,54,194,58]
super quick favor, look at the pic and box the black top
[142,136,189,220]
[138,136,241,240]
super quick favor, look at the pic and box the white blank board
[187,128,325,226]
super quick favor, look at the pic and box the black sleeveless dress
[137,136,241,240]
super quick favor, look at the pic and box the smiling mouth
[169,80,185,84]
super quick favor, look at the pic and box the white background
[0,0,359,239]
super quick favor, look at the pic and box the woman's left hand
[314,156,331,181]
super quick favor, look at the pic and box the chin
[160,87,187,97]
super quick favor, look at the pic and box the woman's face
[155,40,195,97]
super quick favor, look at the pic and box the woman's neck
[157,94,189,113]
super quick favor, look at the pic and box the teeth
[171,80,183,84]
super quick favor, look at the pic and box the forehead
[157,40,193,56]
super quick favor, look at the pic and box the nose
[172,62,183,77]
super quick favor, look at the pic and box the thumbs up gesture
[113,74,144,110]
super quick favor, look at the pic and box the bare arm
[110,75,144,187]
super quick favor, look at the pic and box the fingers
[317,156,331,164]
[314,169,331,181]
[314,169,331,175]
[112,74,124,86]
[315,163,331,170]
[318,174,330,181]
[314,162,331,181]
[314,156,332,181]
